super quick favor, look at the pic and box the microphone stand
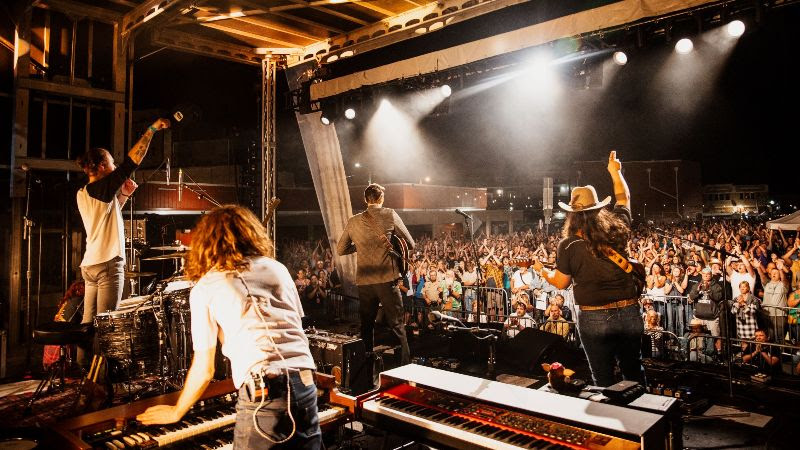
[652,228,735,397]
[458,212,485,320]
[127,157,170,295]
[23,170,37,374]
[181,169,222,208]
[443,324,501,380]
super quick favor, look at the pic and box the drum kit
[93,244,198,393]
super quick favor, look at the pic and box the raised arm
[128,118,170,164]
[607,150,630,209]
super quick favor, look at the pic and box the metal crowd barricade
[673,334,800,376]
[760,305,796,344]
[641,294,694,336]
[474,287,510,319]
[326,289,360,323]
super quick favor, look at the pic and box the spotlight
[612,51,628,66]
[727,20,745,38]
[320,115,331,125]
[675,38,693,54]
[354,162,361,168]
[440,84,452,98]
[344,108,356,119]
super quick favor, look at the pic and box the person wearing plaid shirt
[730,280,760,340]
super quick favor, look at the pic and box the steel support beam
[17,78,125,103]
[289,0,532,66]
[261,57,278,255]
[38,0,122,23]
[121,0,184,35]
[151,28,263,65]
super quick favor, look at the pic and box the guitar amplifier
[306,330,371,394]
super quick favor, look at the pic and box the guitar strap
[602,247,634,274]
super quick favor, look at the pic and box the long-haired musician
[137,205,321,449]
[533,151,643,387]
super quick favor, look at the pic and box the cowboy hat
[558,185,611,212]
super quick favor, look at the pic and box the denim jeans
[234,372,322,449]
[576,303,644,387]
[78,256,124,366]
[463,288,476,314]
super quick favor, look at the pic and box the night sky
[132,4,800,196]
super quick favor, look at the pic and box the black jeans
[358,282,410,365]
[576,303,644,387]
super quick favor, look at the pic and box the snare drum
[94,305,159,381]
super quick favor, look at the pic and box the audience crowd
[280,217,800,374]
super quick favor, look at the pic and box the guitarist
[532,151,643,387]
[337,183,414,368]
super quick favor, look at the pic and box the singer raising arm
[74,117,170,368]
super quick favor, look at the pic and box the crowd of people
[281,217,800,373]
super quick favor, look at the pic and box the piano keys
[49,373,350,449]
[356,365,677,450]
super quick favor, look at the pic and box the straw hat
[558,185,611,212]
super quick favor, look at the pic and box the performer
[337,183,414,366]
[533,151,643,386]
[75,118,170,364]
[137,205,320,449]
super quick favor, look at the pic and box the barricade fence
[323,288,580,347]
[641,294,800,345]
[657,333,800,376]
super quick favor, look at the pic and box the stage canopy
[768,211,800,231]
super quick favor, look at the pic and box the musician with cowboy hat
[533,151,643,386]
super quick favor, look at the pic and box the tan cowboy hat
[558,185,611,212]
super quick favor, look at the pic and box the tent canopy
[767,210,800,231]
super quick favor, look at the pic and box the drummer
[75,118,170,366]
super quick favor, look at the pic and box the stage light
[675,38,694,54]
[440,84,452,98]
[320,115,331,125]
[727,20,745,38]
[612,51,628,66]
[344,108,356,119]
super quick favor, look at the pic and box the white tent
[767,210,800,231]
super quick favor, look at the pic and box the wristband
[147,125,158,133]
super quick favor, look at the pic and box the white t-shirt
[190,257,316,388]
[730,270,756,295]
[512,270,533,291]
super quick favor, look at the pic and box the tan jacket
[337,205,415,285]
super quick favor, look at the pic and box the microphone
[177,168,184,202]
[427,310,463,324]
[455,209,472,220]
[165,157,171,186]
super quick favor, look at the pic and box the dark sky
[133,4,800,196]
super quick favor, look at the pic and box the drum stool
[26,322,92,412]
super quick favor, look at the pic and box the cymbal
[143,251,188,261]
[124,271,157,278]
[150,245,191,251]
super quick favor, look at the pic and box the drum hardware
[150,245,191,251]
[124,271,157,279]
[94,276,196,396]
[142,251,188,261]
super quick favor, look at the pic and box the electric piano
[48,374,349,449]
[351,365,677,450]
